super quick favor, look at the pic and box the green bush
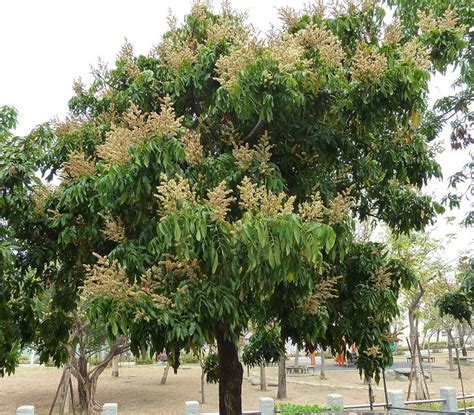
[136,356,154,365]
[276,403,329,414]
[88,357,102,366]
[180,353,200,364]
[203,353,219,383]
[409,400,474,411]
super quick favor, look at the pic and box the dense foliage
[389,0,473,224]
[277,402,329,414]
[242,328,286,367]
[436,257,473,324]
[1,1,470,412]
[436,291,472,323]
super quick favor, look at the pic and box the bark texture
[320,348,326,380]
[216,328,243,415]
[277,356,287,399]
[59,312,129,413]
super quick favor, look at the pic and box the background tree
[0,105,37,376]
[241,327,285,392]
[389,231,447,398]
[389,0,474,225]
[422,277,461,372]
[0,1,470,413]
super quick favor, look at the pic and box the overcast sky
[1,0,472,265]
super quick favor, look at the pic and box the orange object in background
[310,351,316,367]
[335,352,345,367]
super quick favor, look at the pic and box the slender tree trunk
[320,347,326,380]
[408,309,424,399]
[259,364,267,391]
[427,333,434,382]
[160,364,170,385]
[216,327,243,415]
[200,358,206,404]
[111,356,119,377]
[458,324,468,357]
[294,346,300,367]
[448,331,464,380]
[421,331,427,350]
[277,356,287,400]
[447,330,455,371]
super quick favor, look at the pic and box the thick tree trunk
[277,356,287,400]
[216,328,243,415]
[111,356,119,377]
[160,364,170,385]
[259,364,267,391]
[320,348,326,380]
[77,353,90,410]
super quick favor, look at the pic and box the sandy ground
[1,355,473,414]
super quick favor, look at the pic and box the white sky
[1,0,472,263]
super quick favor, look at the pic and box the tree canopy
[0,1,470,413]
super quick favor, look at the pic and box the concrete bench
[393,368,430,380]
[453,356,473,365]
[286,365,311,374]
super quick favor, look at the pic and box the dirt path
[1,356,473,414]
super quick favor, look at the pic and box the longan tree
[0,1,469,413]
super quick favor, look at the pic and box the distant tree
[437,269,473,325]
[389,231,447,398]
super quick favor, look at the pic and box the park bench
[393,368,430,380]
[406,355,435,363]
[453,356,473,365]
[286,365,311,374]
[405,351,435,363]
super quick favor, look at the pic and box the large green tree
[1,1,469,413]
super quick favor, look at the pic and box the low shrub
[180,353,200,364]
[136,357,154,365]
[276,403,329,414]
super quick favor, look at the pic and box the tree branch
[243,119,266,142]
[89,339,129,379]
